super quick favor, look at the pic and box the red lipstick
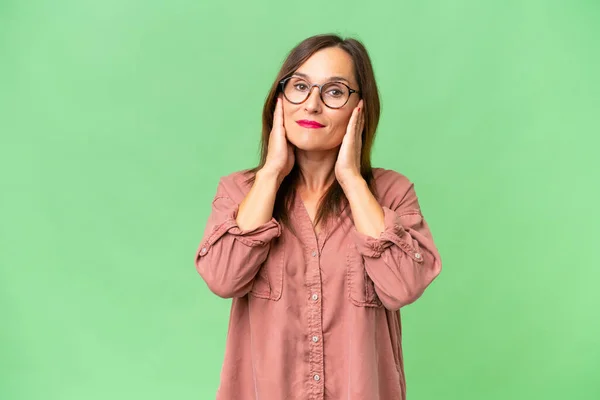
[296,120,325,129]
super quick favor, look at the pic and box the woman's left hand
[335,99,365,187]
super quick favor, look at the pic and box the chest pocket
[249,238,284,301]
[346,243,383,307]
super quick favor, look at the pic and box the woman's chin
[288,134,340,153]
[291,142,334,153]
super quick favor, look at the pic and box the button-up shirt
[195,167,442,400]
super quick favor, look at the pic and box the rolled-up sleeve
[350,180,442,310]
[195,176,282,298]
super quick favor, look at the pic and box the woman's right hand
[262,95,295,183]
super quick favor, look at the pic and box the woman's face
[282,47,361,152]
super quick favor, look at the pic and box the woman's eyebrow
[293,71,350,84]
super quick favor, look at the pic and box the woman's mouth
[296,120,325,129]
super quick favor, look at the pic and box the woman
[195,34,442,400]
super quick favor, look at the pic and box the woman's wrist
[257,166,285,187]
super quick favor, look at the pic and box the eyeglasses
[279,76,360,109]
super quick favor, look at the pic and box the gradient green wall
[1,1,599,399]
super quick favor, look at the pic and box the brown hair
[245,33,381,232]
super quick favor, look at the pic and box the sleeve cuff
[198,204,282,257]
[350,206,423,262]
[224,204,282,243]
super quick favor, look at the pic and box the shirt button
[312,336,319,342]
[415,253,422,259]
[311,250,317,257]
[311,293,318,301]
[313,374,320,381]
[200,247,207,255]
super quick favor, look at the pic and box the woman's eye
[295,84,308,91]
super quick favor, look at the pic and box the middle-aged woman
[195,33,443,400]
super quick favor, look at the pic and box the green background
[1,0,599,399]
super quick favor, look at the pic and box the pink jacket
[195,167,442,399]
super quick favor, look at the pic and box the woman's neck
[295,148,338,194]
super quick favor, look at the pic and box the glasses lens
[283,77,311,104]
[321,82,349,108]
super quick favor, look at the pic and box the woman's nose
[304,86,322,112]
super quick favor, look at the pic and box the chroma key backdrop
[1,1,599,399]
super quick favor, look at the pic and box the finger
[348,106,360,135]
[359,101,365,132]
[358,111,364,143]
[359,107,365,136]
[273,96,284,130]
[355,99,364,119]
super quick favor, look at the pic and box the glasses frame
[279,76,360,109]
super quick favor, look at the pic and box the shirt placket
[293,192,329,399]
[307,244,325,399]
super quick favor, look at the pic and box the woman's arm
[341,176,386,238]
[198,96,295,298]
[195,170,282,298]
[343,171,442,310]
[236,168,281,230]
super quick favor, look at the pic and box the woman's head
[259,34,381,174]
[248,34,381,230]
[279,46,360,153]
